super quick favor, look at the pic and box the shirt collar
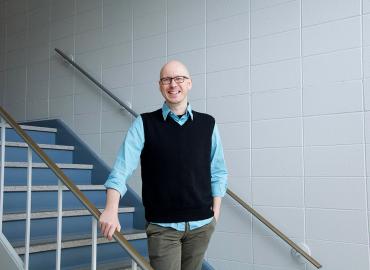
[161,102,193,121]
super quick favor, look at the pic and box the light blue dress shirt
[105,103,228,231]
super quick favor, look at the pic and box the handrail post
[24,147,32,270]
[56,180,63,270]
[0,117,5,233]
[132,260,138,270]
[91,218,97,270]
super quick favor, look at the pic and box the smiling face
[159,60,192,108]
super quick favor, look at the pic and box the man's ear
[188,79,193,90]
[158,81,163,92]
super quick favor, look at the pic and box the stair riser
[5,146,73,163]
[4,190,108,213]
[22,240,148,270]
[3,213,134,244]
[4,168,92,185]
[6,129,56,144]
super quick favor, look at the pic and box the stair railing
[55,47,322,269]
[0,106,153,270]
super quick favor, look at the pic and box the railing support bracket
[291,242,312,265]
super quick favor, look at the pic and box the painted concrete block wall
[1,0,370,269]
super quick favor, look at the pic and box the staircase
[1,120,148,269]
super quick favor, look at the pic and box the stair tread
[73,258,149,270]
[4,162,93,169]
[4,184,106,192]
[3,207,135,221]
[0,141,74,150]
[13,229,147,254]
[5,124,57,133]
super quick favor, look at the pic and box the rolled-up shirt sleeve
[104,116,145,198]
[210,124,228,197]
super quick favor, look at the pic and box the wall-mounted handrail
[0,106,153,270]
[54,48,322,269]
[54,48,138,118]
[227,189,321,268]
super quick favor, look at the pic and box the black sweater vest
[140,109,215,222]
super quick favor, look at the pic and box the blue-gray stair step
[73,258,142,270]
[2,141,74,163]
[3,162,92,169]
[4,163,92,186]
[3,185,114,213]
[76,259,214,270]
[3,207,135,244]
[15,231,148,270]
[5,124,57,144]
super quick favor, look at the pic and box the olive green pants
[146,218,216,270]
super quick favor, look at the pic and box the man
[99,60,228,270]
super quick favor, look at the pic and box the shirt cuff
[104,182,127,198]
[211,180,227,197]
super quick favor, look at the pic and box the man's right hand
[99,188,121,240]
[99,209,121,241]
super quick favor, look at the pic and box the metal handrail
[0,106,153,270]
[54,48,138,118]
[227,189,321,268]
[54,48,322,269]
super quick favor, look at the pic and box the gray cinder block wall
[1,0,370,269]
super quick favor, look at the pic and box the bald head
[160,60,191,79]
[158,60,192,110]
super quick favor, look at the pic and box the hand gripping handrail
[54,48,322,269]
[0,106,153,270]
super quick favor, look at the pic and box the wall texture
[1,0,370,269]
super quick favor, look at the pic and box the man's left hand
[212,196,222,222]
[213,208,220,222]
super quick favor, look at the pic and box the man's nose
[170,78,177,86]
